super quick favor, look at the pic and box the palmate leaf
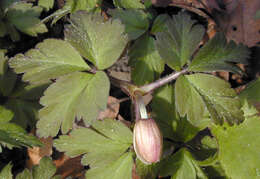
[16,157,60,179]
[160,149,207,179]
[151,85,210,142]
[54,119,133,179]
[189,33,250,73]
[175,74,243,125]
[211,102,260,179]
[9,39,90,84]
[155,12,205,71]
[0,106,42,149]
[37,71,110,137]
[109,9,149,40]
[129,34,165,85]
[65,11,129,70]
[6,2,47,36]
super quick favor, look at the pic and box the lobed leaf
[129,34,165,85]
[189,33,250,73]
[54,119,133,179]
[65,11,129,70]
[9,39,90,84]
[155,12,205,71]
[211,102,260,179]
[160,149,207,179]
[0,106,42,148]
[6,2,47,36]
[150,14,171,34]
[16,157,60,179]
[109,9,149,40]
[151,85,209,142]
[37,71,110,137]
[66,0,102,13]
[175,74,244,125]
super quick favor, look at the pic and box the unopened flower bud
[133,118,163,164]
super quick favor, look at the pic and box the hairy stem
[140,68,188,93]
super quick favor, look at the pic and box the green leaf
[0,106,42,148]
[16,157,60,179]
[155,12,205,71]
[239,78,260,103]
[136,159,159,179]
[109,9,149,40]
[175,74,244,125]
[113,0,145,9]
[32,157,57,179]
[189,33,250,73]
[65,11,128,70]
[9,39,90,84]
[211,103,260,179]
[0,20,7,37]
[150,14,171,34]
[0,51,17,96]
[37,71,110,137]
[129,34,164,85]
[6,2,48,36]
[16,168,32,179]
[54,119,133,179]
[67,0,102,13]
[0,163,12,179]
[151,85,209,142]
[5,99,41,129]
[160,149,207,179]
[38,0,54,11]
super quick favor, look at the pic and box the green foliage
[66,0,102,13]
[189,33,250,73]
[255,10,260,19]
[109,9,149,40]
[37,71,110,137]
[151,14,171,34]
[113,0,145,9]
[160,149,207,179]
[0,51,16,96]
[65,11,129,70]
[54,119,133,179]
[38,0,55,11]
[175,74,244,125]
[151,85,209,142]
[0,106,42,149]
[211,102,260,179]
[155,12,205,71]
[16,157,60,179]
[0,163,12,179]
[239,78,260,103]
[9,39,90,84]
[129,34,165,85]
[2,1,47,41]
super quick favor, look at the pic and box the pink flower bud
[133,118,163,164]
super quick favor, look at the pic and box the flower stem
[140,68,188,93]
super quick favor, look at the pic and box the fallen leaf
[98,96,120,120]
[54,154,85,179]
[215,0,260,47]
[27,137,53,168]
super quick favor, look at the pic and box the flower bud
[133,118,163,164]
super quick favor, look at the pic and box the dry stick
[140,68,188,93]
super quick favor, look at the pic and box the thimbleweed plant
[0,0,259,179]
